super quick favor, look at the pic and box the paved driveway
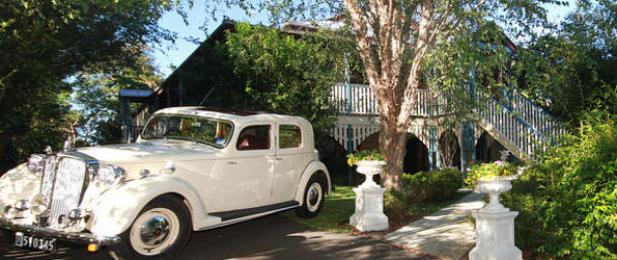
[1,214,428,260]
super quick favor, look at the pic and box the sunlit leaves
[0,0,179,171]
[513,1,617,125]
[225,22,349,130]
[503,111,617,258]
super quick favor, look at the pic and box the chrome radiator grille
[40,156,58,201]
[39,156,88,227]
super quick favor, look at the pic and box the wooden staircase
[476,90,566,160]
[331,83,566,160]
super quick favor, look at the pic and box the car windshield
[141,114,234,148]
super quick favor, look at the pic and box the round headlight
[30,194,48,215]
[96,164,126,185]
[27,154,46,176]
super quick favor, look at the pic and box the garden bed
[284,186,470,234]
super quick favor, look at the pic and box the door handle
[227,161,237,165]
[267,156,283,162]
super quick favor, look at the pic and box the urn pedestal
[349,160,389,232]
[470,178,522,260]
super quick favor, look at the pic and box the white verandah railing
[331,83,449,117]
[331,83,566,157]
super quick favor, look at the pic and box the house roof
[157,17,518,93]
[155,19,237,94]
[155,20,316,94]
[283,16,518,51]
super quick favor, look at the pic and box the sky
[151,1,577,79]
[151,1,270,77]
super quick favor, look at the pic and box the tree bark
[344,0,435,191]
[378,116,408,191]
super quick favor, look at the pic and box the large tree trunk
[345,0,433,191]
[378,116,408,191]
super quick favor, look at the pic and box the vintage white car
[0,107,331,259]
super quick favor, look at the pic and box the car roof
[153,106,310,126]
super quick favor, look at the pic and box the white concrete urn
[470,176,522,260]
[474,176,516,213]
[356,160,385,188]
[349,160,389,232]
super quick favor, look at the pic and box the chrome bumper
[0,218,120,246]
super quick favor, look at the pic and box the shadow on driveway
[1,214,429,259]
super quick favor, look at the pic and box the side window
[279,125,302,149]
[236,125,271,151]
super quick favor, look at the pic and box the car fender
[0,164,40,210]
[88,174,209,236]
[294,160,331,205]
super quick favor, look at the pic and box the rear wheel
[109,196,192,259]
[295,174,327,218]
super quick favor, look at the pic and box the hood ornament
[63,136,74,152]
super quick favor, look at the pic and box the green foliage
[514,1,617,125]
[402,169,464,204]
[503,110,617,258]
[425,21,515,120]
[384,169,465,220]
[464,162,518,186]
[501,164,551,254]
[0,0,179,172]
[72,55,161,145]
[383,189,408,218]
[226,22,348,131]
[284,186,355,233]
[225,23,353,184]
[346,149,384,166]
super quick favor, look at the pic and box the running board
[210,201,299,221]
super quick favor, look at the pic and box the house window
[237,125,271,150]
[279,125,302,149]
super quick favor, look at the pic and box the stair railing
[477,90,565,157]
[331,83,566,157]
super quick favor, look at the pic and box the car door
[213,123,275,212]
[271,123,310,203]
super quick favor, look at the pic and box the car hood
[77,140,221,165]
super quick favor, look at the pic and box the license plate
[14,232,56,253]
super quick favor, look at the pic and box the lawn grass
[283,186,356,233]
[284,186,471,233]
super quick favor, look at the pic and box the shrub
[403,168,463,204]
[503,110,617,258]
[501,165,551,252]
[465,161,518,186]
[384,189,408,218]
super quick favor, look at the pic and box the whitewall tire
[295,174,326,218]
[109,195,192,259]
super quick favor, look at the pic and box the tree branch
[344,0,379,87]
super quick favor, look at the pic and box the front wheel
[295,174,326,218]
[109,195,192,259]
